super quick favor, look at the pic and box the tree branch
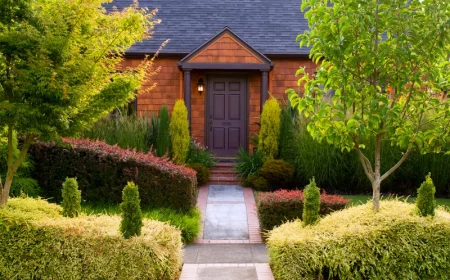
[380,149,413,181]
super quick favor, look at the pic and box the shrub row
[29,138,197,211]
[0,198,183,280]
[256,189,350,231]
[268,201,450,280]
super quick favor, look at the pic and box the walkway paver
[180,183,274,280]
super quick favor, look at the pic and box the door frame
[205,73,249,155]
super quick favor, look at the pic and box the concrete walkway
[179,184,274,280]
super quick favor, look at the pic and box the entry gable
[179,27,272,70]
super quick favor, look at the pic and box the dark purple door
[208,76,247,157]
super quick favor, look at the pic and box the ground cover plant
[0,197,183,279]
[29,138,197,212]
[257,189,349,231]
[0,0,159,207]
[82,202,201,243]
[268,200,450,280]
[288,0,450,211]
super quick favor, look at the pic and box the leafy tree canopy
[288,0,450,211]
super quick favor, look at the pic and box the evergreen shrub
[156,105,170,157]
[416,173,436,217]
[187,163,210,186]
[120,182,143,239]
[258,99,281,160]
[170,100,190,164]
[302,178,320,226]
[61,177,81,218]
[259,159,295,190]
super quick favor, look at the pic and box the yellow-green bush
[170,100,190,164]
[0,197,182,280]
[258,98,281,160]
[268,200,450,280]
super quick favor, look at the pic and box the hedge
[268,201,450,280]
[0,197,182,280]
[29,138,197,211]
[256,190,350,231]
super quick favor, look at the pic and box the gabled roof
[106,0,310,56]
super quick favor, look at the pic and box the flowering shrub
[186,138,216,168]
[29,138,197,212]
[257,189,350,231]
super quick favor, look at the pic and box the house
[110,0,316,157]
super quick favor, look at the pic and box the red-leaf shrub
[29,138,197,212]
[257,190,350,231]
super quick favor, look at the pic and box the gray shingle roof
[106,0,310,55]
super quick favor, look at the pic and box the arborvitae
[156,105,171,157]
[279,107,295,163]
[170,100,190,164]
[303,178,320,226]
[258,98,281,160]
[416,173,436,217]
[61,177,81,218]
[120,182,143,239]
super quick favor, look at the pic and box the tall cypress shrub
[170,100,190,164]
[120,182,143,239]
[258,98,281,160]
[61,177,81,218]
[303,178,320,226]
[416,173,436,217]
[156,105,170,157]
[279,107,295,163]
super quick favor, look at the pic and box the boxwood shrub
[29,138,197,211]
[0,197,182,280]
[257,190,350,231]
[268,200,450,280]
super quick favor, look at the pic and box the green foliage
[0,0,159,205]
[268,201,450,280]
[187,163,210,186]
[170,100,190,164]
[186,139,217,168]
[0,197,182,279]
[120,182,143,239]
[61,178,81,218]
[416,173,436,217]
[83,114,156,153]
[302,178,320,226]
[289,0,450,210]
[258,99,281,160]
[259,159,295,190]
[0,129,39,197]
[82,203,201,244]
[244,175,269,191]
[279,106,296,163]
[156,106,171,157]
[234,148,264,179]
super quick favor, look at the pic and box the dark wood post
[261,71,269,113]
[183,69,192,126]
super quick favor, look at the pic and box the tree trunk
[0,173,13,208]
[372,178,381,212]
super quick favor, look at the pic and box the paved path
[179,184,274,280]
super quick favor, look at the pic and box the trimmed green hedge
[268,200,450,280]
[29,138,197,212]
[0,197,182,280]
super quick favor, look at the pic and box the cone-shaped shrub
[120,182,143,239]
[170,100,190,164]
[61,177,81,218]
[258,98,281,160]
[303,178,320,226]
[416,173,436,217]
[156,105,170,157]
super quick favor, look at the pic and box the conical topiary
[61,177,81,218]
[258,98,281,161]
[302,178,320,226]
[120,182,143,239]
[156,105,171,157]
[416,173,436,217]
[170,100,190,164]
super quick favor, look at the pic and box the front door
[207,76,247,157]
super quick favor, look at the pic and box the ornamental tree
[288,0,450,211]
[0,0,159,207]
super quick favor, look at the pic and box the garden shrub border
[29,138,197,211]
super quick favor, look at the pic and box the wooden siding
[270,58,317,101]
[188,34,263,64]
[190,71,206,146]
[249,72,261,152]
